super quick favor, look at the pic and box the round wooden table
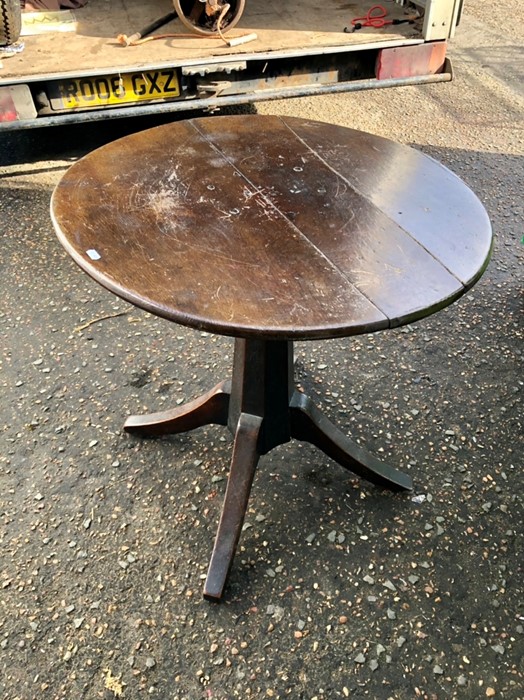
[51,115,492,600]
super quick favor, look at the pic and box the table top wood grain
[51,115,492,340]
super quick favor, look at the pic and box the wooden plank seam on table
[50,115,493,341]
[193,115,477,328]
[279,116,493,288]
[51,117,386,339]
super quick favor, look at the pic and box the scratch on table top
[167,165,182,183]
[333,177,348,199]
[254,198,281,223]
[242,186,256,202]
[181,239,263,270]
[337,209,356,232]
[133,176,192,229]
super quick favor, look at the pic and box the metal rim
[173,0,246,36]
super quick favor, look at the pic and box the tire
[173,0,245,37]
[0,0,22,46]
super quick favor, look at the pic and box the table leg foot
[289,391,413,492]
[203,413,262,602]
[124,380,231,437]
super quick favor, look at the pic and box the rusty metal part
[173,0,245,36]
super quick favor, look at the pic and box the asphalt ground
[1,5,523,700]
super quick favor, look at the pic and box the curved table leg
[204,412,262,601]
[124,380,231,437]
[289,391,413,492]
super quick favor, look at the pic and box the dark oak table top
[51,115,492,340]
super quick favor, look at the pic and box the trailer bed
[2,0,423,82]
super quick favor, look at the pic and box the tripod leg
[124,380,230,437]
[290,391,412,491]
[203,412,262,601]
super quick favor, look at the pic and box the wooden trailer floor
[1,0,423,82]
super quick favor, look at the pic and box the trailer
[0,0,462,130]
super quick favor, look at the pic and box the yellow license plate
[56,69,180,109]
